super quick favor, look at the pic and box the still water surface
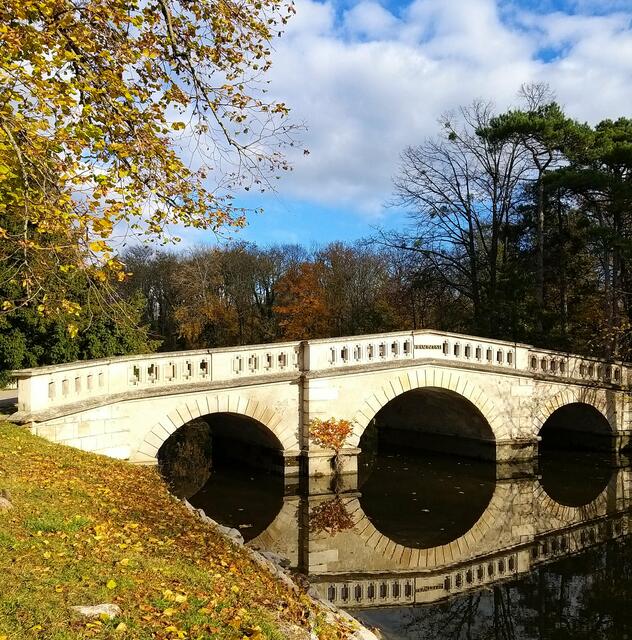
[167,449,632,640]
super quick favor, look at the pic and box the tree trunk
[536,177,545,336]
[557,193,568,344]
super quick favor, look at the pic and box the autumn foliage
[309,417,354,454]
[309,497,355,536]
[274,263,333,340]
[0,0,296,315]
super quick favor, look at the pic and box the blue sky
[176,0,632,249]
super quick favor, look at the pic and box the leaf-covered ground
[0,423,351,640]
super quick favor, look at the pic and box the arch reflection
[358,450,496,549]
[539,449,613,507]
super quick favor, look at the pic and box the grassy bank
[0,423,350,640]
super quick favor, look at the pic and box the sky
[180,0,632,249]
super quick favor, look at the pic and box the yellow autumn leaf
[164,626,186,637]
[115,623,127,633]
[88,240,107,253]
[106,579,117,590]
[174,593,187,603]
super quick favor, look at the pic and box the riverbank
[0,423,357,639]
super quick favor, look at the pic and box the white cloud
[343,1,401,40]
[258,0,632,219]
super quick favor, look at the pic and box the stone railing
[14,342,301,414]
[12,329,629,415]
[527,348,624,385]
[305,331,416,370]
[305,330,529,372]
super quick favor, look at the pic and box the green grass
[0,423,350,640]
[24,514,91,534]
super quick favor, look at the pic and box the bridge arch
[533,388,617,443]
[134,392,295,463]
[348,367,508,449]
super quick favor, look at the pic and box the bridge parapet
[13,341,301,415]
[12,329,630,419]
[527,347,625,385]
[306,330,528,373]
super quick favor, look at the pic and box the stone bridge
[10,329,632,475]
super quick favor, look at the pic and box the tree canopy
[379,85,632,358]
[0,0,296,314]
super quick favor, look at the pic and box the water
[355,539,632,639]
[164,449,632,640]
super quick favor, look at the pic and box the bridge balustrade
[12,329,629,416]
[527,349,623,385]
[305,332,416,370]
[305,330,528,372]
[14,342,301,414]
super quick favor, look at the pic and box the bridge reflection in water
[163,448,632,617]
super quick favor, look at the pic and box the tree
[0,0,297,315]
[274,262,332,339]
[553,118,632,357]
[317,242,396,336]
[391,101,529,335]
[0,271,156,386]
[309,416,354,479]
[170,248,239,348]
[120,246,182,350]
[482,84,583,337]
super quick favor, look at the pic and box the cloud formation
[262,0,632,218]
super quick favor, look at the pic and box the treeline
[121,85,632,360]
[119,242,439,350]
[385,85,632,359]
